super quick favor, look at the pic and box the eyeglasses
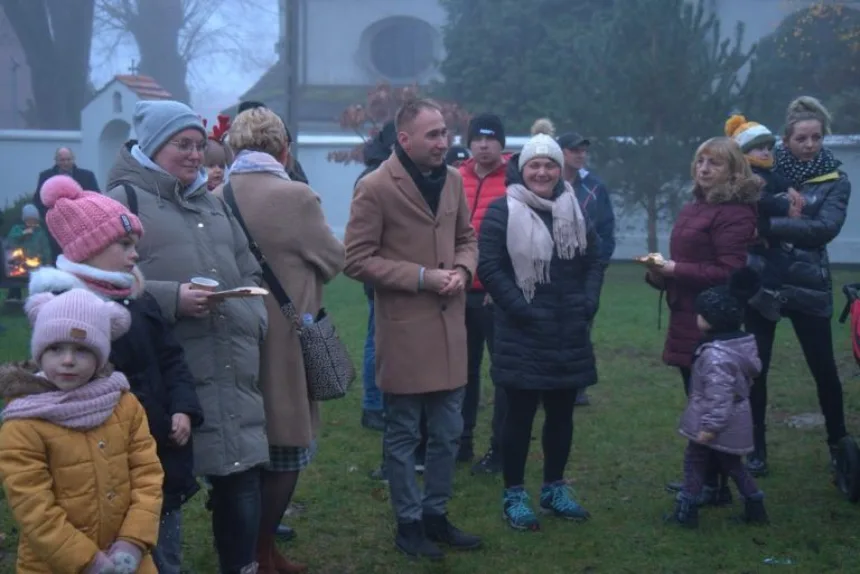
[170,139,208,153]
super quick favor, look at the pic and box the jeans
[502,388,577,488]
[745,306,847,445]
[152,509,182,574]
[462,293,498,446]
[208,467,262,574]
[384,388,465,522]
[362,297,383,411]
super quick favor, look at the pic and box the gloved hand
[84,552,117,574]
[107,540,142,574]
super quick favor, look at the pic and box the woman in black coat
[477,119,604,532]
[745,96,854,480]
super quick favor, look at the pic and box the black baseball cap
[557,132,591,149]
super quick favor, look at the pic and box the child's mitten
[107,540,142,574]
[84,552,117,573]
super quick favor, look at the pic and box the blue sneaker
[503,487,540,531]
[539,481,590,521]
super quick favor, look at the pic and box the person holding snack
[643,136,761,504]
[105,99,269,574]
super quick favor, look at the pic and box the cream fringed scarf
[505,181,588,302]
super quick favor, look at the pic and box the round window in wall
[368,17,436,80]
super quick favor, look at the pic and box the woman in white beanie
[477,119,604,531]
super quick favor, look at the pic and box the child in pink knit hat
[0,288,164,573]
[29,174,203,572]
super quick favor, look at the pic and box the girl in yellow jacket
[0,288,164,573]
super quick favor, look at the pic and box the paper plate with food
[635,252,666,267]
[207,286,270,300]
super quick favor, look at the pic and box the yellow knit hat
[725,114,776,153]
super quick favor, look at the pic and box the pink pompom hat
[40,175,143,263]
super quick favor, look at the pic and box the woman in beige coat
[215,107,345,574]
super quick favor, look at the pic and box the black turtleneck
[395,142,447,215]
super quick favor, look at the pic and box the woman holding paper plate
[642,136,761,504]
[105,99,269,574]
[214,106,345,573]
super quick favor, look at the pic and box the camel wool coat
[344,152,478,395]
[215,172,344,448]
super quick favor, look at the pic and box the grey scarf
[505,181,588,302]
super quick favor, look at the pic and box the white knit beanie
[519,118,565,170]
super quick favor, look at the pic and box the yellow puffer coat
[0,367,164,574]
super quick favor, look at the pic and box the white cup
[190,277,219,292]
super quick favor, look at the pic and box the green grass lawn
[1,263,860,572]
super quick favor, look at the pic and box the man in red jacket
[458,113,511,475]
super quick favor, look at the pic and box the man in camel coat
[344,99,481,560]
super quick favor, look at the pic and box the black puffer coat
[477,157,605,390]
[28,266,204,512]
[762,170,851,318]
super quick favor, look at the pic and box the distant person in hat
[558,131,615,406]
[445,145,471,167]
[458,113,512,476]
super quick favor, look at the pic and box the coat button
[441,304,447,311]
[197,222,204,228]
[233,462,240,467]
[98,440,106,449]
[107,491,115,500]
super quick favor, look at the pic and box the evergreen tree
[586,0,754,251]
[438,0,609,133]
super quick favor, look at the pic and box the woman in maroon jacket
[646,136,762,500]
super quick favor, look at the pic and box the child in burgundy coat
[666,268,769,528]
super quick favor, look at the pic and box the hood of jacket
[0,362,57,399]
[107,143,209,204]
[699,333,761,380]
[695,174,763,205]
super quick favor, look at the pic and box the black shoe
[361,410,385,432]
[471,448,502,475]
[740,492,769,524]
[457,439,474,463]
[369,464,388,484]
[665,480,683,493]
[746,452,769,477]
[832,436,860,502]
[395,520,444,560]
[575,388,591,406]
[664,494,699,529]
[276,523,297,541]
[422,513,482,550]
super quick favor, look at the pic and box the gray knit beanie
[21,203,39,221]
[133,100,206,158]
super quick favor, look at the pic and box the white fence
[2,130,859,262]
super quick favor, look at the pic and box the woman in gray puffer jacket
[666,268,767,528]
[745,96,853,479]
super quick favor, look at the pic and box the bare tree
[94,0,276,103]
[0,0,95,129]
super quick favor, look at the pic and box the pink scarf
[2,371,129,430]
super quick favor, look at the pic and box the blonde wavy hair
[690,137,752,181]
[228,107,288,159]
